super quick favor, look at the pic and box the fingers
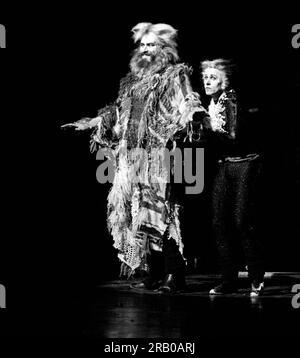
[135,238,144,248]
[135,241,143,248]
[61,123,75,128]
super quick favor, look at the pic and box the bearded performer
[62,23,207,293]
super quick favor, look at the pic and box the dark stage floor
[79,273,300,338]
[1,273,299,338]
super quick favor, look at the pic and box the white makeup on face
[139,32,159,60]
[202,68,225,97]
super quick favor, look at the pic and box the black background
[0,3,299,336]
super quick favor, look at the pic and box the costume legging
[212,157,265,282]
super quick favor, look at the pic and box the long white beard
[130,51,168,76]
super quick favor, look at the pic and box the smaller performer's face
[139,33,159,61]
[202,68,224,96]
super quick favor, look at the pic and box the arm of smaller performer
[211,90,237,141]
[204,90,238,157]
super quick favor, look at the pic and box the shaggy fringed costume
[74,64,206,277]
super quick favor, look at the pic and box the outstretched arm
[61,115,102,131]
[61,102,120,153]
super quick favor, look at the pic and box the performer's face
[203,68,224,96]
[139,33,159,61]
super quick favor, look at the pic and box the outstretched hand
[61,116,103,131]
[61,121,90,130]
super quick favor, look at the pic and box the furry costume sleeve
[163,65,208,143]
[89,104,121,152]
[174,68,205,127]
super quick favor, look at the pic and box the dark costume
[204,89,265,285]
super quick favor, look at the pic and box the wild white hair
[201,59,234,90]
[129,22,180,75]
[131,22,179,60]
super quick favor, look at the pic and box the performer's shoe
[156,273,186,294]
[250,280,264,297]
[209,281,238,295]
[130,277,161,290]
